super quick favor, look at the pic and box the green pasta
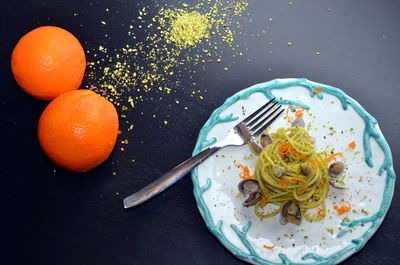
[254,127,329,222]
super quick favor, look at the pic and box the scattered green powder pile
[84,0,254,137]
[168,10,211,48]
[77,0,275,174]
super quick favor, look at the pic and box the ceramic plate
[191,78,395,265]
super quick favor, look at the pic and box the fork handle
[123,147,220,209]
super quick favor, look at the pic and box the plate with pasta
[192,78,395,265]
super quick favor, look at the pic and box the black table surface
[1,0,399,264]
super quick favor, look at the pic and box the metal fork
[123,98,284,209]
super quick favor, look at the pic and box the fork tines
[242,98,284,138]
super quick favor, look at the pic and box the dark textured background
[1,0,399,264]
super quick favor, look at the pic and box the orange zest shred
[278,142,291,155]
[235,164,253,179]
[314,88,324,94]
[260,195,268,207]
[285,106,293,122]
[324,152,343,162]
[295,109,304,118]
[284,106,304,123]
[342,200,351,208]
[333,200,351,215]
[317,209,326,217]
[263,245,275,250]
[297,187,308,194]
[278,180,287,189]
[348,141,356,149]
[288,176,307,184]
[278,142,319,168]
[287,116,294,123]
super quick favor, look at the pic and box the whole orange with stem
[38,90,119,172]
[11,26,86,100]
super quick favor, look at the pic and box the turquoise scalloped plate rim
[191,78,396,265]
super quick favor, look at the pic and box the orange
[38,90,119,172]
[11,26,86,100]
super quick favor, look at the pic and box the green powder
[86,0,252,132]
[168,11,211,48]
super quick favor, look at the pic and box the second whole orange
[38,90,119,172]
